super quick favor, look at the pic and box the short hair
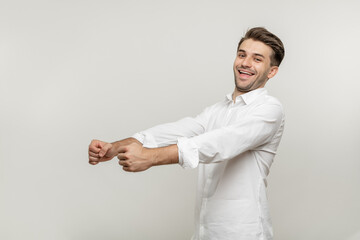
[237,27,285,66]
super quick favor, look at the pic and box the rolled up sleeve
[131,132,145,144]
[131,132,158,148]
[177,137,199,169]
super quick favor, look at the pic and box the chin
[236,79,251,87]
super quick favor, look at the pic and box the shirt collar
[226,88,268,105]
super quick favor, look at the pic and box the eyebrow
[238,49,265,59]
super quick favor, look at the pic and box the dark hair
[238,27,285,66]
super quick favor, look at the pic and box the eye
[254,58,262,62]
[238,53,246,58]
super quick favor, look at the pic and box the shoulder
[251,94,284,119]
[252,91,283,108]
[263,95,283,109]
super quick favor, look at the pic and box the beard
[234,70,269,93]
[235,79,257,93]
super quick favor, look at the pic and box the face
[233,39,278,95]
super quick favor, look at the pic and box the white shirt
[132,88,285,240]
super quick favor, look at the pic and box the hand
[117,142,154,172]
[88,139,118,165]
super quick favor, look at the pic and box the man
[88,27,285,240]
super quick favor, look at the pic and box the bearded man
[88,27,285,240]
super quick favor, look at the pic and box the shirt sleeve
[177,103,284,168]
[131,107,210,148]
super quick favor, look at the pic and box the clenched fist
[88,139,118,165]
[117,142,154,172]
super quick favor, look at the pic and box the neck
[232,87,264,102]
[232,87,250,101]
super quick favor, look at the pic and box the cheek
[233,58,242,66]
[256,65,267,74]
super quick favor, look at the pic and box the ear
[267,66,279,79]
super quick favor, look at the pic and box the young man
[88,27,285,240]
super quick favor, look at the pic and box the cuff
[177,137,199,169]
[131,133,145,144]
[131,132,158,148]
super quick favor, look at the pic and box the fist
[117,142,154,172]
[88,139,117,165]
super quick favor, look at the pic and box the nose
[241,57,252,68]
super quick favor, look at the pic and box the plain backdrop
[1,0,360,239]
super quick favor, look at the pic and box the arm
[89,105,211,166]
[115,103,284,171]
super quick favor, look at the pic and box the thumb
[99,143,113,158]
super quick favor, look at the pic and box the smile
[238,69,255,76]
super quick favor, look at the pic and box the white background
[1,0,360,239]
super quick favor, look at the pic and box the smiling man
[234,39,279,94]
[88,27,285,240]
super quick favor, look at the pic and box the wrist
[111,141,121,153]
[143,148,158,167]
[112,138,142,152]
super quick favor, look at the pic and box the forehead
[238,39,273,59]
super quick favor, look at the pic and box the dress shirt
[132,88,285,240]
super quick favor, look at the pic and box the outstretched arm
[88,105,211,167]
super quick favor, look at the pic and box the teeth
[239,71,253,76]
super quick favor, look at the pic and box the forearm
[147,144,179,166]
